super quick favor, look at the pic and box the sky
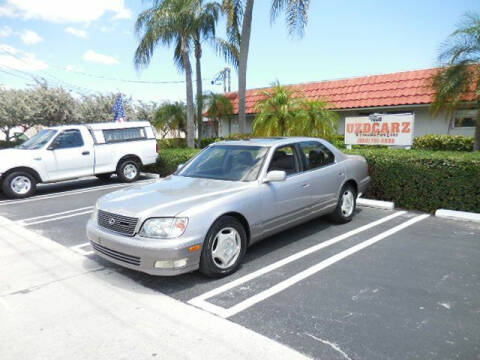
[0,0,479,103]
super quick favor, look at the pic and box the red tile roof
[225,67,477,114]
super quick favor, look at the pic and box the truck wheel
[95,173,112,181]
[117,160,140,182]
[199,216,247,278]
[328,183,357,224]
[2,171,37,199]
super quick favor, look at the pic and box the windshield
[178,145,269,181]
[16,129,57,150]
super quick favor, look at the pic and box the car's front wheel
[2,171,37,199]
[329,183,357,223]
[199,216,247,277]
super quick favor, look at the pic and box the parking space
[1,179,479,360]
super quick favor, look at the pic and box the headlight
[139,217,188,239]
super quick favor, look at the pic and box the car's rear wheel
[117,160,140,183]
[329,183,357,223]
[2,171,37,199]
[199,216,247,277]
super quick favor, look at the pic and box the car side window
[268,145,300,175]
[54,130,84,149]
[299,141,335,170]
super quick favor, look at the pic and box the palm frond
[270,0,311,37]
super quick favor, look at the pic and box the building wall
[220,105,476,138]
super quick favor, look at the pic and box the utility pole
[211,67,231,94]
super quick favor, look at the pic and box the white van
[0,121,158,198]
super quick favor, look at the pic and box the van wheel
[199,216,247,278]
[117,160,140,182]
[329,183,357,223]
[2,171,37,199]
[95,173,112,181]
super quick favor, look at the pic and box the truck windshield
[16,129,57,150]
[177,145,269,182]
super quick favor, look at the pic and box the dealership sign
[345,113,414,146]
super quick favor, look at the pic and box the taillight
[156,141,159,153]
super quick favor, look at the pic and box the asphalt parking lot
[1,177,479,360]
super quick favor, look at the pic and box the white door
[44,129,95,181]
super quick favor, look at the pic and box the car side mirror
[177,163,184,171]
[264,170,287,183]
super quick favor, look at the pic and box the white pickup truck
[0,121,158,198]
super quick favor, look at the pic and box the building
[220,67,477,138]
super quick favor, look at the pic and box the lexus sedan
[87,137,370,277]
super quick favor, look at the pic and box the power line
[0,68,32,82]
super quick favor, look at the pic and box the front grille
[98,210,139,236]
[91,241,141,266]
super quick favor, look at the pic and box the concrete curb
[435,209,480,224]
[357,197,395,210]
[141,172,161,180]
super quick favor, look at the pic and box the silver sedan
[87,137,370,277]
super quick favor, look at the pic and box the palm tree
[222,0,311,134]
[192,1,220,146]
[431,12,480,151]
[292,99,338,140]
[203,92,234,136]
[252,82,302,136]
[134,0,197,148]
[154,101,187,137]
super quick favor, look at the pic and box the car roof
[48,121,151,131]
[212,137,325,147]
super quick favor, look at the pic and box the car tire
[117,160,140,183]
[199,216,248,278]
[2,171,37,199]
[95,173,112,181]
[329,183,357,224]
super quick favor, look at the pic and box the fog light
[154,258,188,269]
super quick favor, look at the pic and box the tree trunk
[237,0,254,134]
[182,44,195,149]
[195,39,203,148]
[474,108,480,151]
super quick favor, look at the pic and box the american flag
[113,95,126,122]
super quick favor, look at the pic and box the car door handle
[302,184,311,188]
[82,151,90,155]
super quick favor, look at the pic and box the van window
[54,130,84,149]
[103,127,146,143]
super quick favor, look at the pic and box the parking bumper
[86,219,203,276]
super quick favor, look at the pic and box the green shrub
[345,148,480,213]
[0,140,23,149]
[413,134,474,152]
[145,148,201,177]
[157,138,187,149]
[200,137,217,148]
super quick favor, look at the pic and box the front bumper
[86,219,203,276]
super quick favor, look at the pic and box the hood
[0,148,43,172]
[97,175,253,218]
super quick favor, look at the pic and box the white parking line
[17,206,94,223]
[188,211,407,314]
[70,242,94,256]
[19,210,93,226]
[0,180,154,206]
[216,214,430,318]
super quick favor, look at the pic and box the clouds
[83,49,119,65]
[0,0,131,23]
[0,44,47,71]
[0,25,12,37]
[65,27,87,38]
[20,30,42,44]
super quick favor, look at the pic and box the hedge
[0,140,23,149]
[413,134,474,152]
[145,148,201,177]
[150,147,480,213]
[345,148,480,213]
